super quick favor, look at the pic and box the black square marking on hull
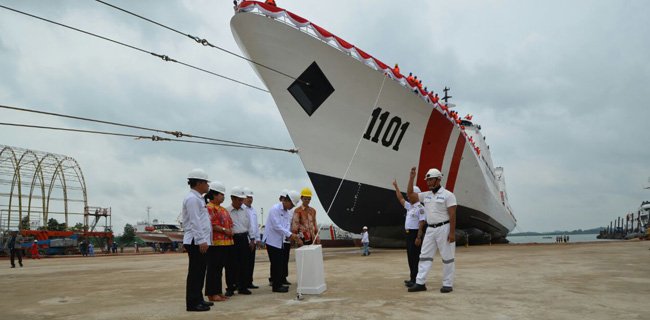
[287,61,334,116]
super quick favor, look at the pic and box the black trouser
[205,245,234,296]
[267,244,285,289]
[247,244,256,286]
[405,229,422,282]
[10,248,23,267]
[184,243,207,308]
[232,233,250,290]
[282,242,290,281]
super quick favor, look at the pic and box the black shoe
[238,288,252,295]
[186,304,210,312]
[282,280,291,285]
[408,284,427,292]
[404,281,414,287]
[200,301,214,307]
[247,284,259,289]
[11,265,15,268]
[440,286,453,293]
[19,263,23,267]
[272,286,289,293]
[225,290,234,297]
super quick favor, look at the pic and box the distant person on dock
[5,229,23,268]
[30,240,40,259]
[112,242,118,254]
[361,226,370,256]
[264,190,299,292]
[204,181,234,302]
[292,187,319,247]
[392,179,426,287]
[226,186,253,296]
[88,243,94,256]
[182,168,212,312]
[407,167,457,294]
[80,240,88,257]
[243,187,260,290]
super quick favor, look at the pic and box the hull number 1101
[362,107,409,151]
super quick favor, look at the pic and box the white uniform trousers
[415,223,455,287]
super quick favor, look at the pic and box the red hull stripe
[417,110,453,192]
[446,134,466,193]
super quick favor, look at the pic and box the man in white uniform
[182,169,213,311]
[406,167,457,293]
[226,186,253,296]
[243,187,260,289]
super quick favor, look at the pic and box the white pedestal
[295,244,327,294]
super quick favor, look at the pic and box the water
[506,233,611,244]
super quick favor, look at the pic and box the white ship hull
[231,2,516,245]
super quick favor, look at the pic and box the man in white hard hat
[392,179,426,287]
[225,186,253,296]
[264,190,300,292]
[406,166,457,293]
[242,187,260,289]
[182,168,212,312]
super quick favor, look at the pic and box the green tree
[70,223,84,231]
[20,216,30,230]
[47,218,67,231]
[121,223,136,245]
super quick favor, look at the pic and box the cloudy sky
[1,0,648,234]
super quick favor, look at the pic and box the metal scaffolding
[0,145,88,230]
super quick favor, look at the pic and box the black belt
[233,232,248,237]
[428,221,449,228]
[405,229,419,233]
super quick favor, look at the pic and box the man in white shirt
[226,186,253,296]
[264,190,300,292]
[243,187,260,289]
[182,169,212,312]
[406,167,457,293]
[392,180,426,287]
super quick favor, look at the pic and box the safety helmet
[424,168,443,180]
[209,181,226,194]
[187,168,209,181]
[34,240,38,243]
[230,186,247,199]
[300,187,312,197]
[287,190,301,206]
[413,186,421,193]
[280,189,289,197]
[243,187,254,197]
[363,226,368,230]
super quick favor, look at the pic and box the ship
[134,220,184,244]
[230,1,517,246]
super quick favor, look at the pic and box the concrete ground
[0,241,648,320]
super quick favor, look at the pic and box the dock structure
[598,201,650,240]
[0,241,647,319]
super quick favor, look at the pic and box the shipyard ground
[1,241,647,320]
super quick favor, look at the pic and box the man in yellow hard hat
[291,187,319,246]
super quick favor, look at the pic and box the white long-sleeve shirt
[263,202,292,249]
[245,205,260,241]
[361,231,369,244]
[182,189,212,246]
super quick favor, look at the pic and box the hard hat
[209,181,226,194]
[187,168,209,181]
[230,186,247,199]
[280,189,289,197]
[363,226,368,230]
[243,187,254,197]
[424,168,443,180]
[300,187,312,197]
[287,190,301,206]
[413,186,421,193]
[34,240,38,243]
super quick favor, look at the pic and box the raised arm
[407,167,418,200]
[392,179,406,206]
